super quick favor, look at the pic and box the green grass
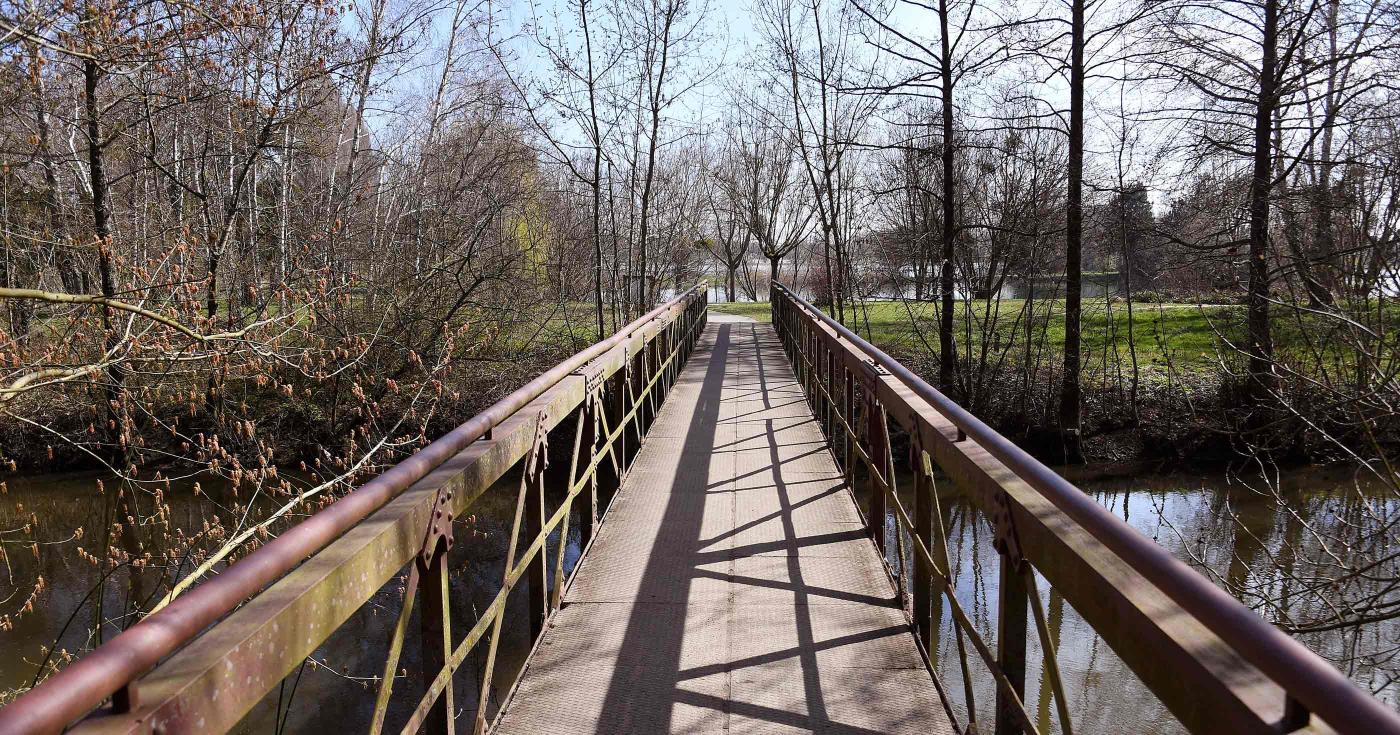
[711,298,1392,379]
[848,299,1231,372]
[709,302,773,322]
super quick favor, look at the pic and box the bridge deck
[496,316,952,734]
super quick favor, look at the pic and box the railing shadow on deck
[0,288,708,735]
[586,323,732,732]
[563,320,927,735]
[770,281,1400,735]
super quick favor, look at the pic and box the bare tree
[705,138,755,300]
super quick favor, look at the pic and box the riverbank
[0,320,592,475]
[711,300,1399,468]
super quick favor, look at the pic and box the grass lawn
[709,301,773,322]
[711,298,1384,378]
[851,299,1232,373]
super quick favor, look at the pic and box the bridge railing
[0,287,708,734]
[771,281,1400,735]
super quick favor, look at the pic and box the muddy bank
[878,351,1398,470]
[0,346,577,475]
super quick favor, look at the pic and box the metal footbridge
[2,285,1397,734]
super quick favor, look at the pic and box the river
[0,465,1395,731]
[868,464,1400,733]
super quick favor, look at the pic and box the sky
[354,0,764,134]
[351,0,1221,214]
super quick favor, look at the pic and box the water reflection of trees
[875,470,1398,734]
[1143,470,1399,700]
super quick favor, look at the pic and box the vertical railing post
[553,396,593,612]
[419,542,454,735]
[806,329,816,397]
[628,349,644,452]
[112,684,136,715]
[599,378,623,512]
[810,331,818,395]
[995,499,1029,735]
[798,321,806,382]
[639,339,651,432]
[647,332,660,424]
[817,347,828,439]
[865,394,888,554]
[842,368,855,484]
[525,427,548,640]
[797,324,806,388]
[794,321,805,386]
[616,354,633,472]
[578,395,601,549]
[913,444,934,648]
[654,328,664,412]
[663,323,674,395]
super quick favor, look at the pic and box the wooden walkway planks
[495,315,953,735]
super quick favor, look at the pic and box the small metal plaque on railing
[571,363,608,394]
[857,357,889,391]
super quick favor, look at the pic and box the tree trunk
[84,56,142,587]
[343,0,385,204]
[1306,181,1337,307]
[637,2,678,312]
[1057,0,1086,463]
[30,42,84,296]
[937,0,958,398]
[821,227,836,309]
[582,0,605,339]
[0,231,18,340]
[84,59,124,434]
[1306,0,1342,308]
[1247,0,1278,404]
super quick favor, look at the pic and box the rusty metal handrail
[0,287,705,734]
[774,314,1037,733]
[394,292,710,734]
[771,281,1400,735]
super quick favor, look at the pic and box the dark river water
[0,468,583,732]
[865,465,1400,734]
[0,463,1396,732]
